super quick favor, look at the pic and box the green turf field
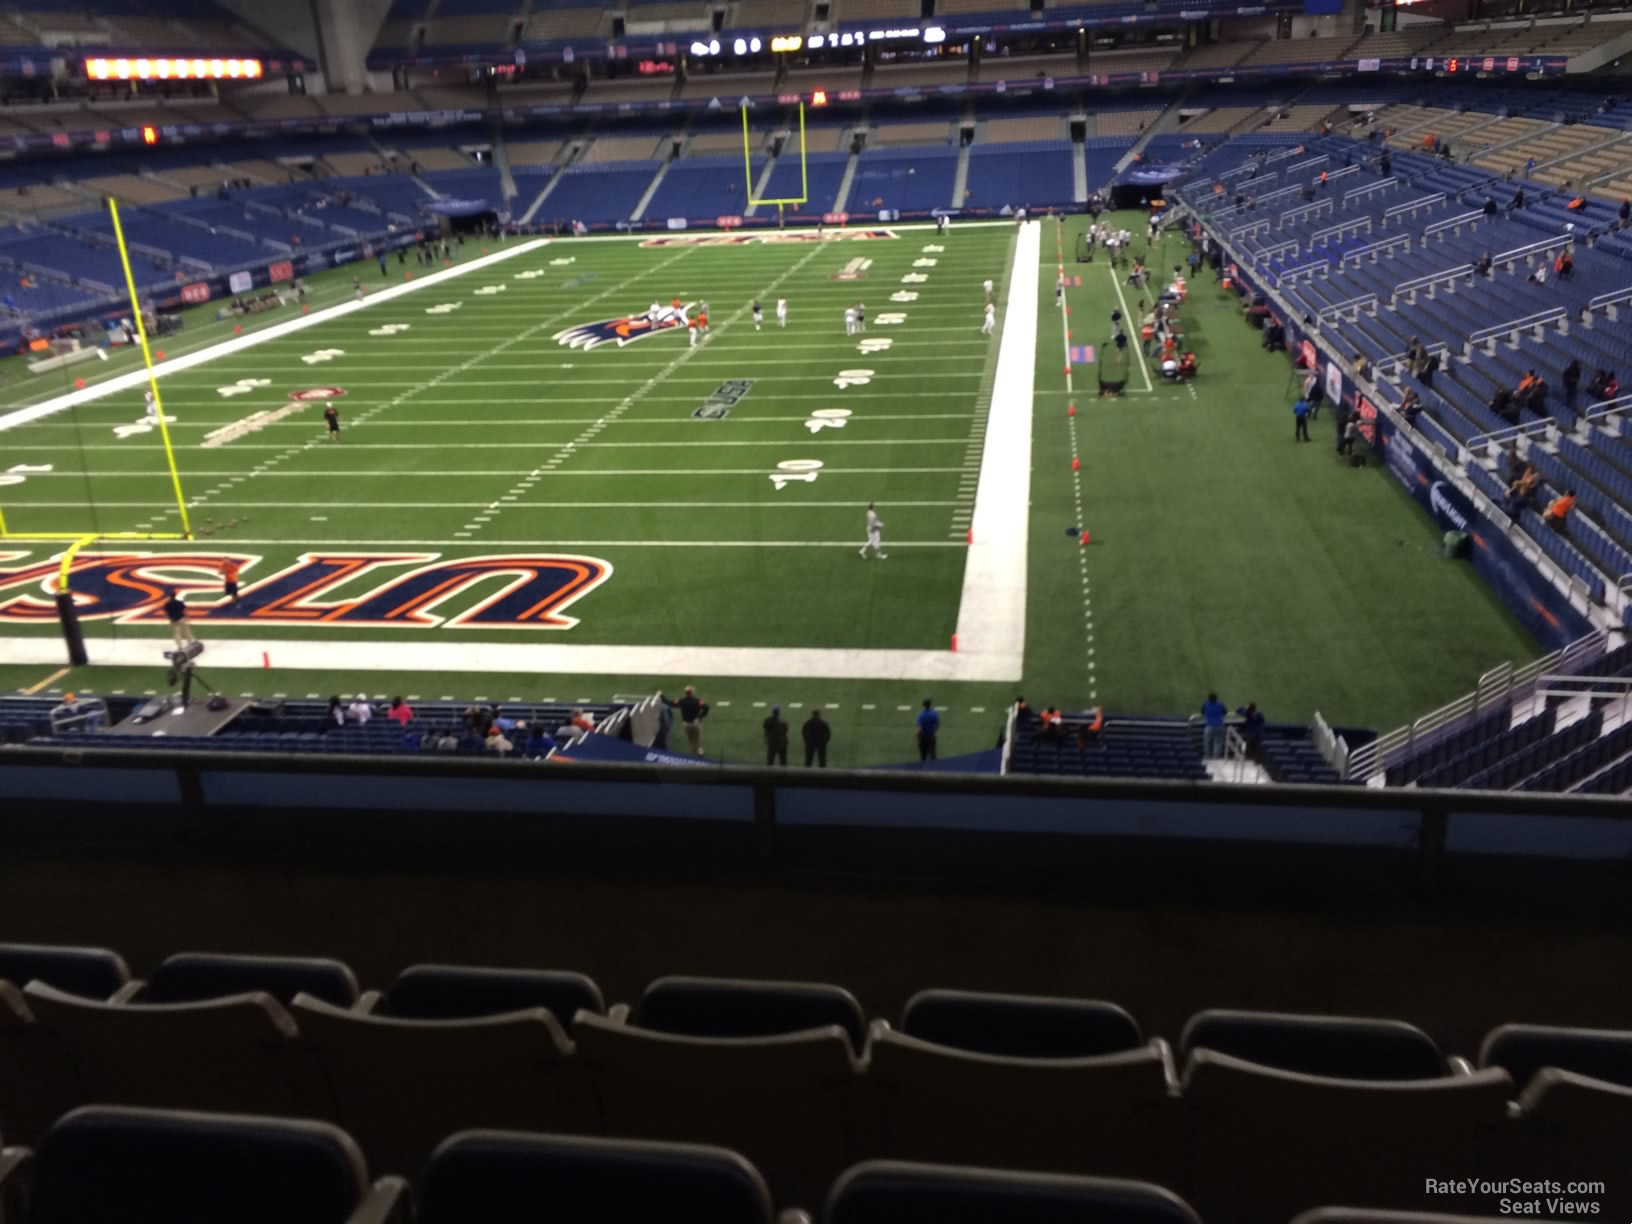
[0,214,1541,765]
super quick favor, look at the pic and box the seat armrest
[603,1003,631,1024]
[110,980,144,1003]
[777,1209,814,1224]
[1151,1037,1182,1094]
[354,990,384,1014]
[1445,1055,1475,1077]
[350,1176,410,1224]
[0,1146,32,1220]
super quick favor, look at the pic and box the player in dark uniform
[324,403,340,442]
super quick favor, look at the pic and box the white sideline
[0,635,1023,683]
[952,219,1036,677]
[0,239,550,435]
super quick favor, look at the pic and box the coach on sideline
[663,686,710,755]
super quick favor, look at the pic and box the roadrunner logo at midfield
[553,304,695,350]
[0,552,612,630]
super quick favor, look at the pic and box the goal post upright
[744,100,808,211]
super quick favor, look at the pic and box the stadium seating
[0,943,129,1000]
[1008,715,1209,781]
[418,1131,777,1224]
[14,1105,406,1224]
[825,1162,1203,1224]
[5,941,1632,1214]
[963,140,1077,211]
[134,952,360,1008]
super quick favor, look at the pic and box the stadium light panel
[141,125,158,145]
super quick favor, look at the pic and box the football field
[0,214,1543,765]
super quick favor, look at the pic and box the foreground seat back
[1182,1051,1512,1224]
[637,976,867,1048]
[1507,1068,1632,1220]
[0,981,80,1146]
[867,1028,1176,1182]
[142,952,359,1008]
[381,964,603,1030]
[826,1160,1203,1224]
[419,1130,774,1224]
[293,994,590,1179]
[23,982,334,1120]
[900,989,1142,1058]
[574,1012,866,1209]
[28,1105,389,1224]
[1180,1009,1446,1080]
[1480,1022,1632,1091]
[0,943,129,1001]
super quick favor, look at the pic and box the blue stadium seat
[825,1161,1202,1224]
[379,963,604,1028]
[636,975,867,1048]
[0,942,129,1000]
[139,952,359,1008]
[20,1105,404,1224]
[1480,1023,1632,1091]
[899,988,1142,1058]
[419,1131,776,1224]
[1179,1009,1447,1080]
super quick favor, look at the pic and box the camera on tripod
[164,639,205,686]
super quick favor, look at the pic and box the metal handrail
[1385,191,1446,220]
[1342,232,1415,264]
[1279,198,1334,228]
[1586,284,1632,313]
[1583,393,1632,428]
[1230,218,1272,239]
[1466,418,1557,454]
[1000,702,1018,775]
[1277,259,1329,284]
[1391,264,1474,299]
[1343,175,1398,205]
[1493,232,1572,267]
[1466,306,1567,352]
[1310,215,1372,248]
[1317,292,1378,321]
[1259,238,1300,263]
[1424,209,1487,236]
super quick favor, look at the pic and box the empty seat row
[3,944,1631,1219]
[3,1104,1553,1224]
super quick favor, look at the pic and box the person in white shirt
[348,694,373,725]
[860,503,886,559]
[776,297,787,328]
[981,302,996,335]
[844,306,858,336]
[752,301,763,331]
[983,278,994,303]
[144,389,158,422]
[936,214,948,234]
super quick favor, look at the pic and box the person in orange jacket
[1543,489,1577,531]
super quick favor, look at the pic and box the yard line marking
[0,239,551,434]
[1105,256,1155,394]
[23,667,71,695]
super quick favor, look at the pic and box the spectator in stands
[1523,375,1548,417]
[1482,196,1498,218]
[1399,388,1423,427]
[664,686,709,754]
[1567,195,1587,211]
[569,709,595,735]
[326,696,344,728]
[917,699,940,762]
[1039,707,1064,740]
[1501,445,1526,486]
[386,697,413,727]
[1506,465,1540,513]
[526,725,557,757]
[762,707,789,767]
[1075,707,1105,747]
[1543,488,1577,532]
[1510,185,1526,212]
[1343,415,1363,458]
[1405,337,1427,377]
[1491,388,1519,425]
[1620,199,1630,228]
[1554,250,1574,281]
[1013,697,1033,729]
[802,709,831,768]
[1474,251,1493,277]
[1352,352,1371,381]
[1235,703,1265,760]
[1201,693,1227,760]
[1525,157,1537,178]
[1379,152,1391,177]
[1563,359,1582,408]
[1419,350,1440,389]
[1293,395,1311,442]
[1517,370,1540,398]
[348,695,373,725]
[485,725,513,756]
